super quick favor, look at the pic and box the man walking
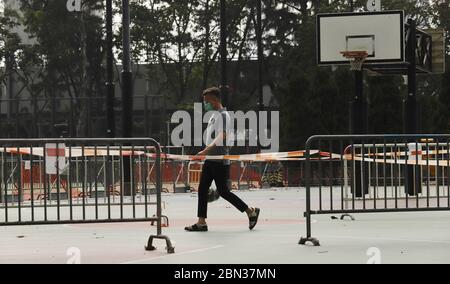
[185,87,260,232]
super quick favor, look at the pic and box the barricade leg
[145,234,175,254]
[299,145,320,246]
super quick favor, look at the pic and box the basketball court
[0,1,449,265]
[1,189,450,264]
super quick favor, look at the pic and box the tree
[367,75,405,134]
[16,0,105,137]
[0,9,18,87]
[128,0,208,102]
[2,0,448,147]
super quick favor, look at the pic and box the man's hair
[202,87,221,99]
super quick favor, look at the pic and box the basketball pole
[256,0,264,151]
[105,0,115,199]
[122,0,133,139]
[405,18,422,196]
[106,0,115,139]
[348,0,369,197]
[219,0,233,191]
[220,0,228,107]
[406,19,418,136]
[348,0,367,135]
[257,0,263,113]
[122,0,133,196]
[351,66,369,198]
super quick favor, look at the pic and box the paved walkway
[1,189,449,264]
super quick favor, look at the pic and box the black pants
[198,161,248,218]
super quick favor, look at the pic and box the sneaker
[248,208,260,230]
[185,223,208,232]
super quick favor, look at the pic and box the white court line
[321,235,450,245]
[121,245,225,264]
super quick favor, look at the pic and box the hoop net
[341,51,368,71]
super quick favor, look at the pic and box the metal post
[219,0,233,192]
[202,0,211,90]
[405,19,421,196]
[52,89,57,137]
[15,96,19,137]
[32,97,37,137]
[305,147,312,238]
[122,0,133,196]
[122,0,133,138]
[220,0,228,107]
[406,19,418,135]
[299,138,320,246]
[352,71,367,134]
[106,0,115,138]
[351,68,369,198]
[105,0,115,200]
[256,0,263,151]
[256,0,263,113]
[80,7,88,137]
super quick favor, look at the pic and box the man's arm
[197,131,226,156]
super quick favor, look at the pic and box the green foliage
[1,0,449,146]
[0,0,105,102]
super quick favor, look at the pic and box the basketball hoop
[341,51,369,71]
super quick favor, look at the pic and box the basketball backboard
[317,11,405,66]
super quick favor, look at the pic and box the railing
[0,138,174,253]
[299,135,450,247]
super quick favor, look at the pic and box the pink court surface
[1,188,450,264]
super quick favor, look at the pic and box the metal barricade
[0,138,174,253]
[299,135,450,246]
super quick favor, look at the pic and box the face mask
[203,101,214,112]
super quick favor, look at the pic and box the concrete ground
[0,188,449,264]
